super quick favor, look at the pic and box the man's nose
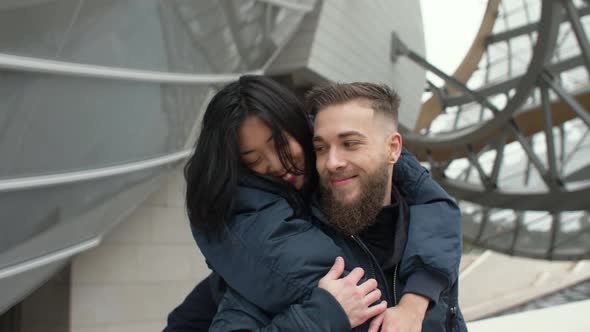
[325,148,346,172]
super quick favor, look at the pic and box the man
[165,82,465,331]
[308,82,465,331]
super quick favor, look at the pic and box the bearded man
[309,82,466,332]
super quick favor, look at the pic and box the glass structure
[400,0,590,260]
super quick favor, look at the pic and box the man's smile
[330,175,358,187]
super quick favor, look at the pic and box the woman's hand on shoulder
[318,257,387,328]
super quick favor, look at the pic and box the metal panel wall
[307,0,426,129]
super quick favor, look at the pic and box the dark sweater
[361,187,446,305]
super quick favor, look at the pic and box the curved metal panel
[0,168,168,270]
[0,259,67,315]
[0,71,206,179]
[0,0,311,313]
[0,0,286,74]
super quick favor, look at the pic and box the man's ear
[386,132,402,164]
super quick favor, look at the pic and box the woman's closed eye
[244,157,262,167]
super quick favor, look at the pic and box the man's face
[313,99,399,206]
[312,99,401,235]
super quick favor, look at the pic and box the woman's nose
[266,154,285,176]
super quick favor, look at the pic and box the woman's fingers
[357,278,378,295]
[363,288,382,306]
[345,267,365,285]
[321,256,345,281]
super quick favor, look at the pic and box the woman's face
[238,115,305,190]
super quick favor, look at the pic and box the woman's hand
[318,257,388,328]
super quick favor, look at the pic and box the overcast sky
[420,0,488,74]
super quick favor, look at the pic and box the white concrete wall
[69,167,210,332]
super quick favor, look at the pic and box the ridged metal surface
[0,0,313,314]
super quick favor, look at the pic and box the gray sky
[420,0,487,74]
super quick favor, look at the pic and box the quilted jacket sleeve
[394,148,463,301]
[191,186,349,316]
[210,286,351,332]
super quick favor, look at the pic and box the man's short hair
[305,82,401,128]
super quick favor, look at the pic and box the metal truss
[395,0,590,260]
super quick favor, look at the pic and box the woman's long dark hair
[184,75,318,236]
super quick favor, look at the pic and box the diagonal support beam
[445,55,585,107]
[540,81,562,187]
[560,0,590,73]
[405,49,501,114]
[490,135,506,184]
[466,145,496,189]
[542,72,590,129]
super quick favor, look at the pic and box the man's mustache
[321,171,357,182]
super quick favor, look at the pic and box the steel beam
[547,213,561,259]
[543,72,590,128]
[510,212,524,255]
[486,5,590,45]
[445,56,584,107]
[540,81,561,187]
[561,0,590,73]
[490,135,506,184]
[466,146,495,189]
[439,177,590,211]
[462,212,589,260]
[509,123,562,192]
[402,0,562,150]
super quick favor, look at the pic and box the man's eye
[343,141,360,149]
[313,145,327,153]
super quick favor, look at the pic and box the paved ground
[459,251,590,320]
[467,299,590,332]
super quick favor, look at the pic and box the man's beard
[320,163,390,236]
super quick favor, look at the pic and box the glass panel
[0,0,286,73]
[0,0,82,60]
[0,71,207,179]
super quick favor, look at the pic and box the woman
[184,75,384,330]
[170,75,462,331]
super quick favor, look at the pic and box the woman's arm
[211,258,386,332]
[210,287,349,332]
[191,186,352,315]
[165,259,386,332]
[163,275,218,332]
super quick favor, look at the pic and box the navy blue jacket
[166,149,466,331]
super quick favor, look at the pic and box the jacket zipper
[392,263,398,306]
[350,235,393,306]
[447,305,458,332]
[350,235,375,279]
